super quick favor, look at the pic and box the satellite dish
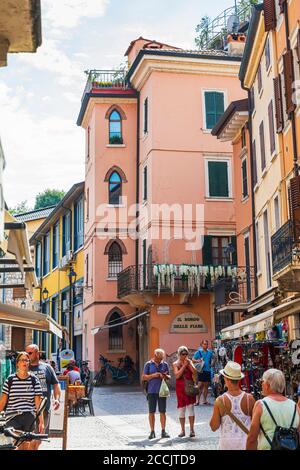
[227,14,239,33]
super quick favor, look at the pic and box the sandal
[202,401,211,405]
[178,431,185,437]
[189,431,195,438]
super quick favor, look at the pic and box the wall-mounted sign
[157,306,170,315]
[170,313,208,333]
[74,304,83,334]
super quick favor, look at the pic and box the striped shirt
[2,374,43,414]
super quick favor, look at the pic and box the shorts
[7,411,35,432]
[197,371,211,383]
[34,409,50,434]
[147,393,167,414]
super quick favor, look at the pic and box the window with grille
[108,311,123,350]
[108,242,123,278]
[214,310,234,337]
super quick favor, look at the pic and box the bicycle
[94,355,137,386]
[0,397,49,450]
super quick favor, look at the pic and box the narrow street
[41,386,219,450]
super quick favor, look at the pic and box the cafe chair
[78,379,95,416]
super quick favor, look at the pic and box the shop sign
[73,304,83,334]
[170,312,208,333]
[157,306,170,315]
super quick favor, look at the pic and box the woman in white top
[210,361,255,450]
[247,368,300,450]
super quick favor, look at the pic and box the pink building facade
[78,38,246,374]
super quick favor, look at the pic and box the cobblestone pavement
[41,385,219,450]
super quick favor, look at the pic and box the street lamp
[42,287,49,300]
[68,268,77,284]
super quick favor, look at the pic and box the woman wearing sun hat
[209,361,255,450]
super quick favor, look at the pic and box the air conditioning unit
[62,299,69,312]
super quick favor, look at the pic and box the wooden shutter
[297,30,300,65]
[259,121,266,171]
[278,0,286,14]
[273,76,284,132]
[289,176,300,240]
[252,140,257,186]
[268,100,276,154]
[202,235,213,265]
[283,50,296,115]
[208,161,229,197]
[263,0,276,31]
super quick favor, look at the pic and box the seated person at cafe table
[63,360,80,375]
[65,364,81,385]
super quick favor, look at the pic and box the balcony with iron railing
[271,219,300,291]
[81,69,135,101]
[117,264,254,307]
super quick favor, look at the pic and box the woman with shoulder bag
[210,361,255,450]
[173,346,197,438]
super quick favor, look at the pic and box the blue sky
[0,0,233,207]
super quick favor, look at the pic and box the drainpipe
[283,2,299,177]
[242,83,258,299]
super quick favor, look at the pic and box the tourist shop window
[204,91,225,129]
[143,97,148,134]
[35,242,41,279]
[109,171,122,205]
[52,221,60,269]
[74,197,84,251]
[43,232,50,276]
[265,37,271,71]
[62,212,71,257]
[108,311,123,350]
[242,157,248,199]
[109,110,123,144]
[108,242,123,278]
[206,160,231,198]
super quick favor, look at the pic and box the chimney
[226,33,246,57]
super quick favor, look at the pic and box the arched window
[108,311,123,350]
[109,110,123,144]
[109,171,122,204]
[108,241,123,278]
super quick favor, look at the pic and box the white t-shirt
[67,370,81,384]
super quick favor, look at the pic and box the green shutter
[208,161,229,197]
[202,235,213,265]
[231,236,237,265]
[205,92,224,129]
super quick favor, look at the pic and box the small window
[144,97,148,134]
[265,37,271,70]
[109,110,123,144]
[109,171,122,205]
[204,91,225,129]
[207,160,230,198]
[108,242,123,278]
[257,64,262,93]
[74,197,84,251]
[242,158,248,199]
[143,166,147,201]
[35,242,41,279]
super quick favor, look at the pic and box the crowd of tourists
[142,341,300,450]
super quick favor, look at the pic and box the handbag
[184,378,199,397]
[194,359,204,373]
[159,379,170,398]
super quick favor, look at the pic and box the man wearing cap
[209,361,255,449]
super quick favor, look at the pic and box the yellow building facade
[30,183,84,360]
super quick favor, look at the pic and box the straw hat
[219,361,244,380]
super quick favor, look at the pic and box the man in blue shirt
[192,339,215,405]
[142,348,171,440]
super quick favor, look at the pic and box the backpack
[260,399,300,451]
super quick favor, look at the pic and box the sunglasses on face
[19,359,29,363]
[181,352,188,356]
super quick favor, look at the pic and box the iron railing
[117,264,254,304]
[82,69,129,101]
[271,220,293,274]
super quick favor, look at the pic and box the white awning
[91,310,148,335]
[0,302,63,338]
[221,308,274,340]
